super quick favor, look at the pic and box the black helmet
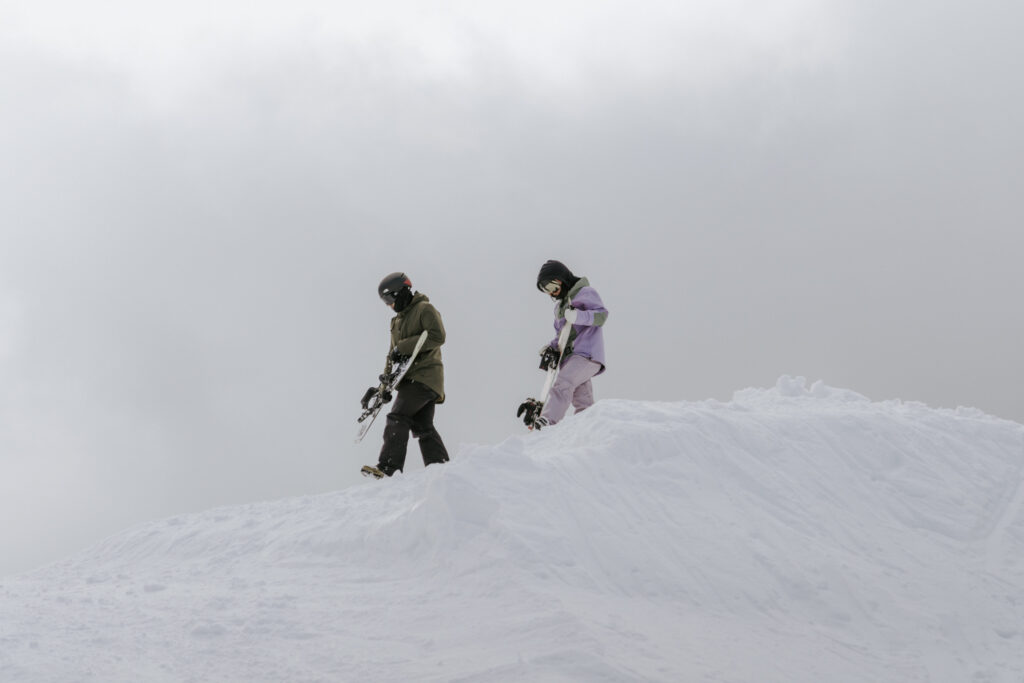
[536,260,576,295]
[378,272,412,305]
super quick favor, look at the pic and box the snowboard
[518,317,573,429]
[355,330,429,444]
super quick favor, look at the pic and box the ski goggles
[539,280,561,295]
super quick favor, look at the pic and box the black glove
[389,348,410,364]
[517,398,544,428]
[360,387,378,409]
[539,346,560,371]
[361,386,393,409]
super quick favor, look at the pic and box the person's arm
[566,287,608,326]
[394,305,445,356]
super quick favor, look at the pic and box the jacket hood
[557,277,590,315]
[537,260,579,295]
[565,277,589,300]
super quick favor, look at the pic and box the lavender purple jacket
[549,277,608,373]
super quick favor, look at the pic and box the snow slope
[2,377,1023,682]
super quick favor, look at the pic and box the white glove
[564,308,578,324]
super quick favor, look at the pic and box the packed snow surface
[2,377,1024,682]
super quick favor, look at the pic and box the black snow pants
[378,380,449,475]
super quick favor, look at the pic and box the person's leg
[571,377,595,413]
[378,382,438,475]
[409,388,450,467]
[540,355,601,425]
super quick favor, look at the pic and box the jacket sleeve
[395,305,445,356]
[548,325,560,349]
[549,304,565,348]
[568,287,609,327]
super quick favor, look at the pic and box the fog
[2,0,1022,574]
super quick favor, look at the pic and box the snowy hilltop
[2,377,1023,682]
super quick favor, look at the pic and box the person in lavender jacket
[520,259,608,429]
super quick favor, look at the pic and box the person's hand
[564,308,578,324]
[388,348,410,364]
[360,387,378,409]
[516,395,540,428]
[538,346,559,370]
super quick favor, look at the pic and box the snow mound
[2,378,1024,682]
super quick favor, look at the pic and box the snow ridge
[2,377,1023,682]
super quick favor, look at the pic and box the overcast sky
[2,0,1022,575]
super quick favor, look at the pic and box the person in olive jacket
[363,272,449,478]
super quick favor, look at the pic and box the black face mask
[392,288,414,312]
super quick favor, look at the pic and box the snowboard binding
[539,346,560,370]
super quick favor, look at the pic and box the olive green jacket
[387,292,446,402]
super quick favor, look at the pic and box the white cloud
[3,0,848,100]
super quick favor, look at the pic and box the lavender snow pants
[540,354,602,425]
